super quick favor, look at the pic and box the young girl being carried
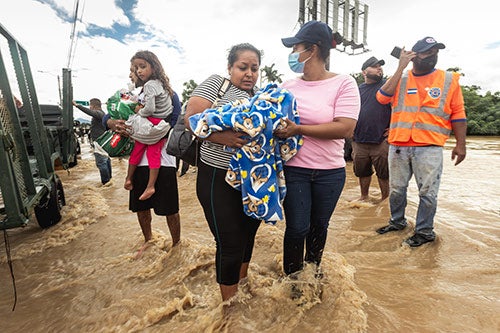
[124,50,174,200]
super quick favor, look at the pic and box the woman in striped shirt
[185,43,262,302]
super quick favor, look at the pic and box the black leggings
[196,161,261,285]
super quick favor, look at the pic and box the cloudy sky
[1,0,499,120]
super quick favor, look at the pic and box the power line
[67,0,85,69]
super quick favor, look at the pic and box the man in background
[352,56,391,201]
[73,98,112,185]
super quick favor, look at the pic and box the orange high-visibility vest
[388,70,460,146]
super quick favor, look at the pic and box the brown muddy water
[0,137,499,332]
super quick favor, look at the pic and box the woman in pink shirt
[276,21,360,278]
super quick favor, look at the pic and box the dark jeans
[283,166,345,275]
[94,152,112,184]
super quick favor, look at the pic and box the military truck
[0,22,79,230]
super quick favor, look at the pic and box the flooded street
[1,136,499,332]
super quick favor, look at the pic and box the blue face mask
[288,49,311,73]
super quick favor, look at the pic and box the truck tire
[35,175,65,228]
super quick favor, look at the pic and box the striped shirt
[191,74,256,170]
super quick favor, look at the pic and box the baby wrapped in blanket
[189,83,303,222]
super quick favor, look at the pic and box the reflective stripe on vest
[391,71,453,139]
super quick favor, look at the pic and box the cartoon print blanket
[189,83,303,222]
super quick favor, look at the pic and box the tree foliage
[181,79,198,104]
[352,72,364,85]
[462,86,500,135]
[260,63,283,87]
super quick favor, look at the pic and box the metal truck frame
[0,22,77,230]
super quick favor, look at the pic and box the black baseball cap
[282,20,335,49]
[361,56,385,70]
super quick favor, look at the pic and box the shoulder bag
[166,77,230,166]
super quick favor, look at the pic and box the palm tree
[260,63,283,87]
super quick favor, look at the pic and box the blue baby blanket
[189,83,303,221]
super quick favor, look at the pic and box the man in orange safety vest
[374,37,467,247]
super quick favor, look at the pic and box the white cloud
[1,0,499,121]
[81,1,130,28]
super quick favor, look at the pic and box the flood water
[1,136,499,332]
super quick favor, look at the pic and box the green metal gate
[0,22,68,229]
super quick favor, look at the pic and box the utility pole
[299,0,305,25]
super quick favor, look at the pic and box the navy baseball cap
[362,56,385,70]
[412,37,445,53]
[282,20,335,49]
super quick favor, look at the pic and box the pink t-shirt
[281,74,360,169]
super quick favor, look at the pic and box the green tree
[260,63,283,87]
[181,79,198,104]
[462,85,500,135]
[352,72,364,85]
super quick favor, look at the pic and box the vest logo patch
[428,87,441,99]
[407,88,417,95]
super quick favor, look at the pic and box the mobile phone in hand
[391,46,402,59]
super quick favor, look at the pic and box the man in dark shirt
[352,57,392,201]
[73,98,112,185]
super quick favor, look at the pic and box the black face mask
[413,54,438,73]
